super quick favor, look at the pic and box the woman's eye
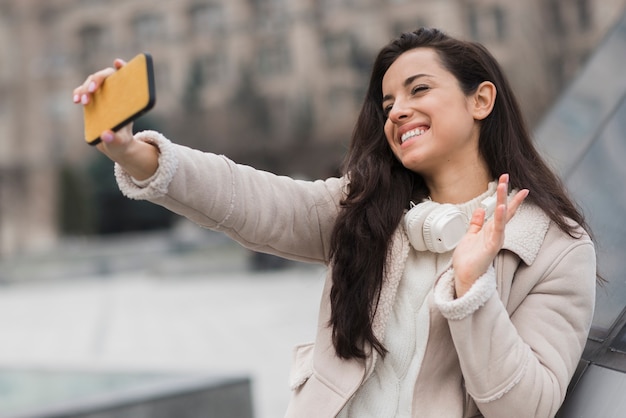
[383,104,393,117]
[411,85,429,95]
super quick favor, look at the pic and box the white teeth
[401,128,426,143]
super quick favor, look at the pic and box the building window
[184,52,226,105]
[549,55,567,91]
[253,0,287,17]
[318,0,351,10]
[323,33,353,68]
[78,0,110,6]
[256,36,291,76]
[38,5,60,25]
[189,2,224,35]
[155,60,172,92]
[547,0,566,35]
[78,24,109,65]
[577,0,592,30]
[132,13,164,45]
[197,53,225,86]
[392,18,428,36]
[0,102,12,164]
[469,4,506,42]
[326,86,357,124]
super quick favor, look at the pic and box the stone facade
[0,0,624,256]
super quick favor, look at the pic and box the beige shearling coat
[116,131,597,418]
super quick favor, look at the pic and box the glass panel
[535,13,626,340]
[566,96,626,338]
[0,369,251,417]
[0,370,171,414]
[535,15,626,177]
[609,322,626,354]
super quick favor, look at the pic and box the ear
[471,81,496,120]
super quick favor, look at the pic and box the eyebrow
[382,73,434,103]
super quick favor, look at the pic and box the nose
[387,99,412,123]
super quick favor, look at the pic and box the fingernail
[102,132,114,143]
[81,94,89,105]
[88,81,96,92]
[73,94,80,103]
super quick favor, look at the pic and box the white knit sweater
[337,184,498,418]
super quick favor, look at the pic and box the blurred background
[1,0,625,418]
[1,0,626,254]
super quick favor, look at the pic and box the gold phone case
[83,53,156,145]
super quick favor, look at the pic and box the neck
[423,162,492,204]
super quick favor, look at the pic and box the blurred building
[0,0,624,257]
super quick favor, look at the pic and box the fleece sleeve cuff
[434,264,497,320]
[114,130,179,200]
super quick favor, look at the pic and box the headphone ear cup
[404,200,439,252]
[423,204,467,253]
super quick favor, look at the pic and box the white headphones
[404,194,497,253]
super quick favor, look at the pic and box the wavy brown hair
[328,28,589,360]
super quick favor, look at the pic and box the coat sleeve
[434,227,596,418]
[114,130,344,264]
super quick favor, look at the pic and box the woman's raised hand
[452,174,529,297]
[72,59,159,181]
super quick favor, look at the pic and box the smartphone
[83,53,156,145]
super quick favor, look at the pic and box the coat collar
[502,202,550,265]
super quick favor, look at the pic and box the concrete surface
[0,226,326,418]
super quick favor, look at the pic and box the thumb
[100,130,117,145]
[95,130,123,156]
[98,129,129,147]
[95,124,133,157]
[101,123,133,145]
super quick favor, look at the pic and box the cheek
[384,120,395,146]
[384,122,402,160]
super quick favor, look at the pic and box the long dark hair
[328,28,589,360]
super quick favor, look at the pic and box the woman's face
[382,48,483,179]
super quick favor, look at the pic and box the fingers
[72,67,115,104]
[72,58,127,105]
[469,174,529,235]
[496,173,509,209]
[506,188,529,221]
[494,173,529,222]
[467,207,486,233]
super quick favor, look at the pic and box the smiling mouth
[401,128,428,143]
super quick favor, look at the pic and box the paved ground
[0,225,326,418]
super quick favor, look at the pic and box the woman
[73,28,596,417]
